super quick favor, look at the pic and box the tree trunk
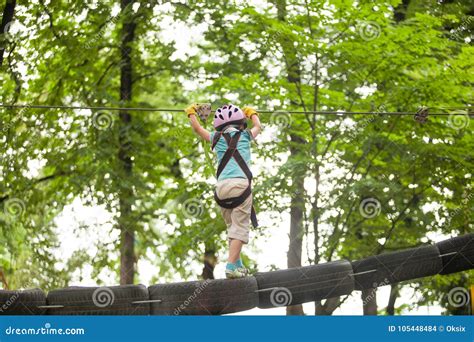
[286,158,305,315]
[362,288,378,315]
[315,297,340,315]
[0,0,16,66]
[394,0,411,23]
[0,269,9,290]
[386,284,399,315]
[309,28,321,269]
[118,0,136,285]
[201,243,217,280]
[274,0,306,316]
[311,56,322,317]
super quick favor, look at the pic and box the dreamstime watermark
[372,278,390,289]
[445,190,472,226]
[362,278,390,306]
[0,273,43,314]
[4,323,85,336]
[182,197,204,219]
[3,198,26,219]
[92,287,115,308]
[261,28,284,53]
[270,110,292,129]
[447,113,470,130]
[1,20,22,42]
[84,6,130,50]
[174,279,211,315]
[446,287,470,308]
[357,21,381,41]
[1,104,32,133]
[0,291,20,314]
[449,16,474,41]
[92,111,114,130]
[270,287,293,307]
[359,197,381,219]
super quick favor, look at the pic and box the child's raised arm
[185,104,211,142]
[243,107,262,139]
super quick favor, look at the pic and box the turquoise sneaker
[225,267,249,279]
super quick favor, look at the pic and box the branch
[132,68,166,84]
[374,165,464,255]
[39,0,62,41]
[6,43,21,102]
[0,0,16,66]
[0,269,9,290]
[0,172,68,205]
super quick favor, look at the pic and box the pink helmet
[213,104,246,131]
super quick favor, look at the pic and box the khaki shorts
[215,178,251,244]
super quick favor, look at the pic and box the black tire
[149,277,258,315]
[437,234,474,275]
[351,245,442,290]
[0,288,46,315]
[47,285,149,315]
[255,260,354,309]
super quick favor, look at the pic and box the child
[185,103,262,279]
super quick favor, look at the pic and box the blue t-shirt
[210,130,252,181]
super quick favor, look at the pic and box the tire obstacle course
[1,234,472,315]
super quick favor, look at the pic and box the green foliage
[0,0,472,315]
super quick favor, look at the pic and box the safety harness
[211,130,258,228]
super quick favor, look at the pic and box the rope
[0,103,471,116]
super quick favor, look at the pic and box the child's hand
[186,104,211,142]
[243,106,259,119]
[185,104,198,117]
[246,107,262,139]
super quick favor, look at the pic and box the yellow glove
[243,106,259,119]
[185,104,198,117]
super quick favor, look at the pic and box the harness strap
[215,132,243,180]
[250,206,258,228]
[212,131,258,228]
[211,131,221,151]
[214,188,258,228]
[214,185,251,209]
